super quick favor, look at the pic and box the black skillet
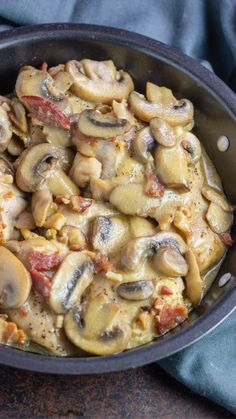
[0,23,235,374]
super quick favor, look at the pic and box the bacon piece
[0,318,26,345]
[220,231,234,247]
[70,196,93,213]
[30,269,51,298]
[154,298,188,334]
[28,250,62,271]
[87,251,111,273]
[54,195,93,213]
[145,171,165,198]
[159,285,173,296]
[39,62,48,72]
[21,95,70,130]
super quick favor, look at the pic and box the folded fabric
[0,0,235,413]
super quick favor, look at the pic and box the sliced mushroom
[180,132,201,165]
[129,216,157,238]
[110,183,161,217]
[201,185,232,212]
[117,280,154,300]
[16,66,70,113]
[42,125,72,147]
[69,152,102,188]
[16,143,78,195]
[0,106,12,152]
[10,98,28,133]
[112,100,135,125]
[49,252,94,314]
[0,246,31,308]
[78,109,131,138]
[121,231,188,271]
[149,118,176,147]
[91,215,130,255]
[66,59,134,104]
[129,90,193,126]
[184,249,203,306]
[154,144,189,191]
[7,135,25,156]
[206,202,233,234]
[64,293,130,355]
[14,211,36,230]
[153,247,188,277]
[32,188,53,227]
[146,82,176,105]
[133,127,155,163]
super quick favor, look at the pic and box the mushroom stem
[44,168,79,196]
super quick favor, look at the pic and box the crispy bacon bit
[70,196,93,213]
[20,306,29,317]
[28,250,62,271]
[87,251,111,273]
[39,62,48,72]
[54,195,71,205]
[159,285,173,296]
[54,195,93,213]
[145,171,165,198]
[0,318,26,345]
[153,298,188,334]
[220,231,234,247]
[21,95,70,130]
[30,269,51,298]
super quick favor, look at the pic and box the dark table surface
[0,363,233,418]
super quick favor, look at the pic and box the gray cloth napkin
[0,0,235,413]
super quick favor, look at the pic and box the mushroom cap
[64,293,131,355]
[78,109,131,139]
[129,90,194,126]
[0,246,31,308]
[66,59,134,104]
[121,231,188,270]
[16,143,74,192]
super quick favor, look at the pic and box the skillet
[0,23,235,374]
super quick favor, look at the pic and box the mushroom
[16,66,70,112]
[149,118,176,147]
[112,100,135,125]
[7,135,25,156]
[69,152,102,188]
[9,98,28,133]
[154,144,189,191]
[78,109,131,138]
[121,231,188,271]
[49,252,94,314]
[91,215,130,255]
[129,90,193,126]
[153,247,188,277]
[14,211,36,230]
[180,132,201,165]
[117,280,154,301]
[42,125,72,147]
[201,185,232,212]
[184,249,203,306]
[206,202,233,234]
[31,188,53,227]
[15,143,79,195]
[109,183,161,217]
[0,246,31,308]
[64,293,130,355]
[132,127,155,163]
[0,105,12,152]
[65,59,134,104]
